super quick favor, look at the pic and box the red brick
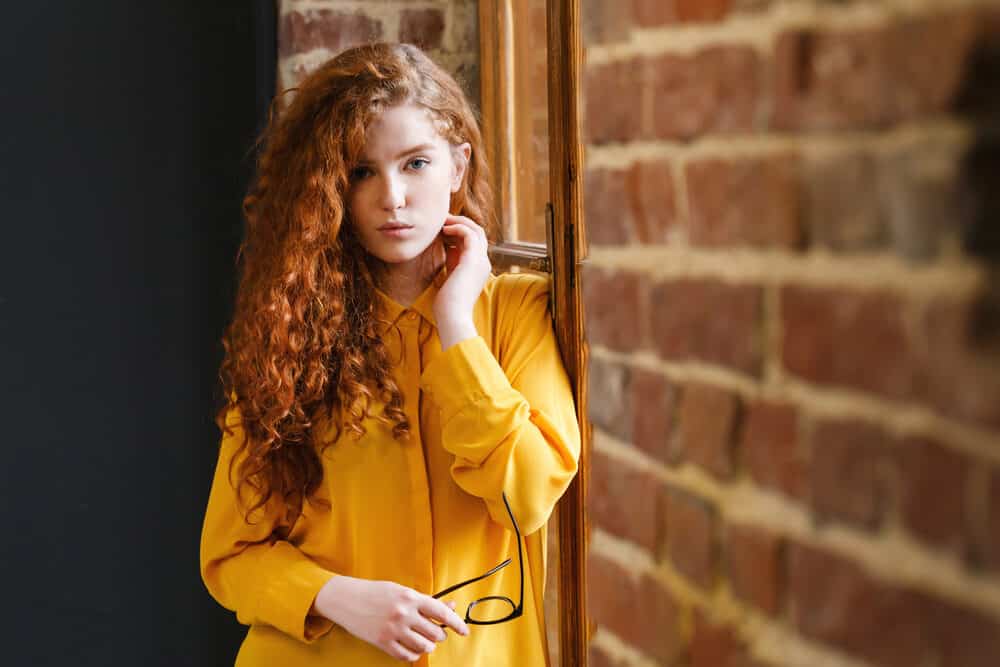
[740,400,806,501]
[886,13,979,117]
[585,59,647,144]
[627,160,679,244]
[631,369,678,463]
[452,61,479,108]
[802,151,887,252]
[649,46,761,140]
[733,0,771,11]
[584,0,634,43]
[691,611,760,667]
[924,593,1000,667]
[674,382,740,478]
[773,28,892,131]
[773,14,978,131]
[990,470,1000,572]
[781,286,914,400]
[725,523,784,616]
[791,541,1000,667]
[634,0,731,27]
[588,450,662,552]
[651,279,763,376]
[686,153,802,249]
[789,542,932,667]
[582,266,646,351]
[662,487,717,588]
[278,10,382,58]
[912,295,1000,428]
[587,356,632,442]
[633,0,673,27]
[970,467,1000,572]
[877,138,965,262]
[399,9,445,50]
[587,554,684,664]
[897,437,968,551]
[675,0,731,23]
[808,419,896,530]
[585,168,632,245]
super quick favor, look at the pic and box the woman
[200,42,581,666]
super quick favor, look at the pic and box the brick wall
[276,0,479,101]
[582,1,1000,666]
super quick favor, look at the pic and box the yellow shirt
[200,266,581,666]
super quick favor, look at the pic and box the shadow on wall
[958,38,1000,353]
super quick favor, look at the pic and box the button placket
[401,313,434,598]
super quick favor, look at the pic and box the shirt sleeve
[419,274,581,535]
[199,408,338,643]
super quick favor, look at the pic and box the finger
[399,629,437,655]
[419,597,470,636]
[445,215,486,238]
[444,213,476,225]
[439,223,476,250]
[387,640,421,662]
[411,616,447,643]
[440,223,484,252]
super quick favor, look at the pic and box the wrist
[436,315,477,351]
[312,574,352,625]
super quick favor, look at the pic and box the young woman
[200,42,581,666]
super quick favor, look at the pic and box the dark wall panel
[0,2,270,664]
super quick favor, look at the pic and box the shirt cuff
[261,548,338,643]
[419,335,517,426]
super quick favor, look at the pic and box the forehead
[361,104,448,156]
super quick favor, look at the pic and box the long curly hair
[217,43,495,526]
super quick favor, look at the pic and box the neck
[372,242,445,308]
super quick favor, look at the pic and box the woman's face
[346,103,470,269]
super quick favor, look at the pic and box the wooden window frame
[479,1,590,665]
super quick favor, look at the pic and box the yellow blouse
[200,266,581,666]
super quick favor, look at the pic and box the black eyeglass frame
[431,491,524,626]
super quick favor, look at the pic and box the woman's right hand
[312,575,470,662]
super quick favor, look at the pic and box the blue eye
[408,158,429,170]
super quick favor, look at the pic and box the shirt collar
[374,263,449,334]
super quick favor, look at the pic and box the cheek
[423,170,455,207]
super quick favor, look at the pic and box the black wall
[1,2,272,664]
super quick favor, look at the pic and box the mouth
[377,223,414,231]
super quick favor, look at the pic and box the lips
[378,222,413,231]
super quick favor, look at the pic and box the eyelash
[350,158,429,181]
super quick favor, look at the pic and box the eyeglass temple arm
[432,558,513,599]
[499,491,526,608]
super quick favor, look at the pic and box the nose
[378,171,406,211]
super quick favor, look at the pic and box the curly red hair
[217,43,496,525]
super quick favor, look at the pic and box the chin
[365,238,437,266]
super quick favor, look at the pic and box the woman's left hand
[433,214,491,348]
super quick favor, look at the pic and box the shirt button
[406,312,418,321]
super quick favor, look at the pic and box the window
[479,1,589,665]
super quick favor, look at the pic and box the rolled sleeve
[419,335,529,462]
[200,413,338,644]
[418,276,581,535]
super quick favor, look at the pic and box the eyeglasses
[431,491,524,626]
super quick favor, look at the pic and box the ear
[450,142,472,193]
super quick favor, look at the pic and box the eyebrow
[356,143,436,165]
